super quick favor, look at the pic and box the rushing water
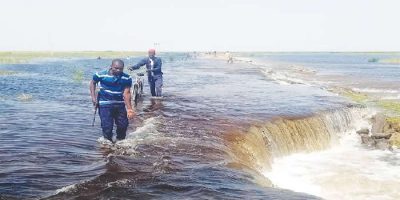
[0,53,399,199]
[242,52,400,99]
[234,52,400,200]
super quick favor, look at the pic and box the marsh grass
[72,69,84,83]
[386,116,400,124]
[341,90,369,104]
[335,88,400,122]
[379,58,400,64]
[0,51,143,64]
[377,100,400,115]
[0,70,18,75]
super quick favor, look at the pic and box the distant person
[129,49,163,97]
[226,51,233,64]
[89,59,134,143]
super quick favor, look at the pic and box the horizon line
[1,50,400,53]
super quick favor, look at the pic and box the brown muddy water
[1,53,398,200]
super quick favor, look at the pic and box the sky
[1,0,399,52]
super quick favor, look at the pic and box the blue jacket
[130,57,163,76]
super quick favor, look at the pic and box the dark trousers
[148,76,156,96]
[98,104,128,141]
[148,75,163,97]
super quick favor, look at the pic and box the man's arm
[123,86,135,119]
[129,58,147,71]
[89,80,98,106]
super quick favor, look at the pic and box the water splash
[264,134,400,200]
[226,105,371,174]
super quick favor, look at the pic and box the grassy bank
[341,90,369,104]
[340,88,400,148]
[0,51,144,64]
[379,58,400,64]
[377,100,400,115]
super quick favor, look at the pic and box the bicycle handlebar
[128,68,147,76]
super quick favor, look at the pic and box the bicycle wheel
[139,81,144,95]
[133,84,139,107]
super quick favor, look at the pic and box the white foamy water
[242,53,400,199]
[350,87,400,100]
[55,180,88,194]
[263,132,400,200]
[261,69,305,85]
[55,184,77,194]
[117,117,161,147]
[95,117,162,154]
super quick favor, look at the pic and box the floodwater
[0,52,399,199]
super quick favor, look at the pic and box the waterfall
[226,105,369,173]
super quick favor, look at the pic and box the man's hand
[89,80,98,108]
[127,109,135,119]
[92,98,98,107]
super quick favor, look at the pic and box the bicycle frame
[131,72,145,107]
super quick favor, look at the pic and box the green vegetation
[377,100,400,115]
[0,70,18,75]
[379,58,400,64]
[341,90,368,103]
[72,69,84,83]
[338,91,400,149]
[389,132,400,147]
[386,116,400,124]
[368,58,379,62]
[0,51,143,64]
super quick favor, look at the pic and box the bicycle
[130,71,145,107]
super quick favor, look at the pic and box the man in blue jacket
[129,49,163,97]
[89,59,134,142]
